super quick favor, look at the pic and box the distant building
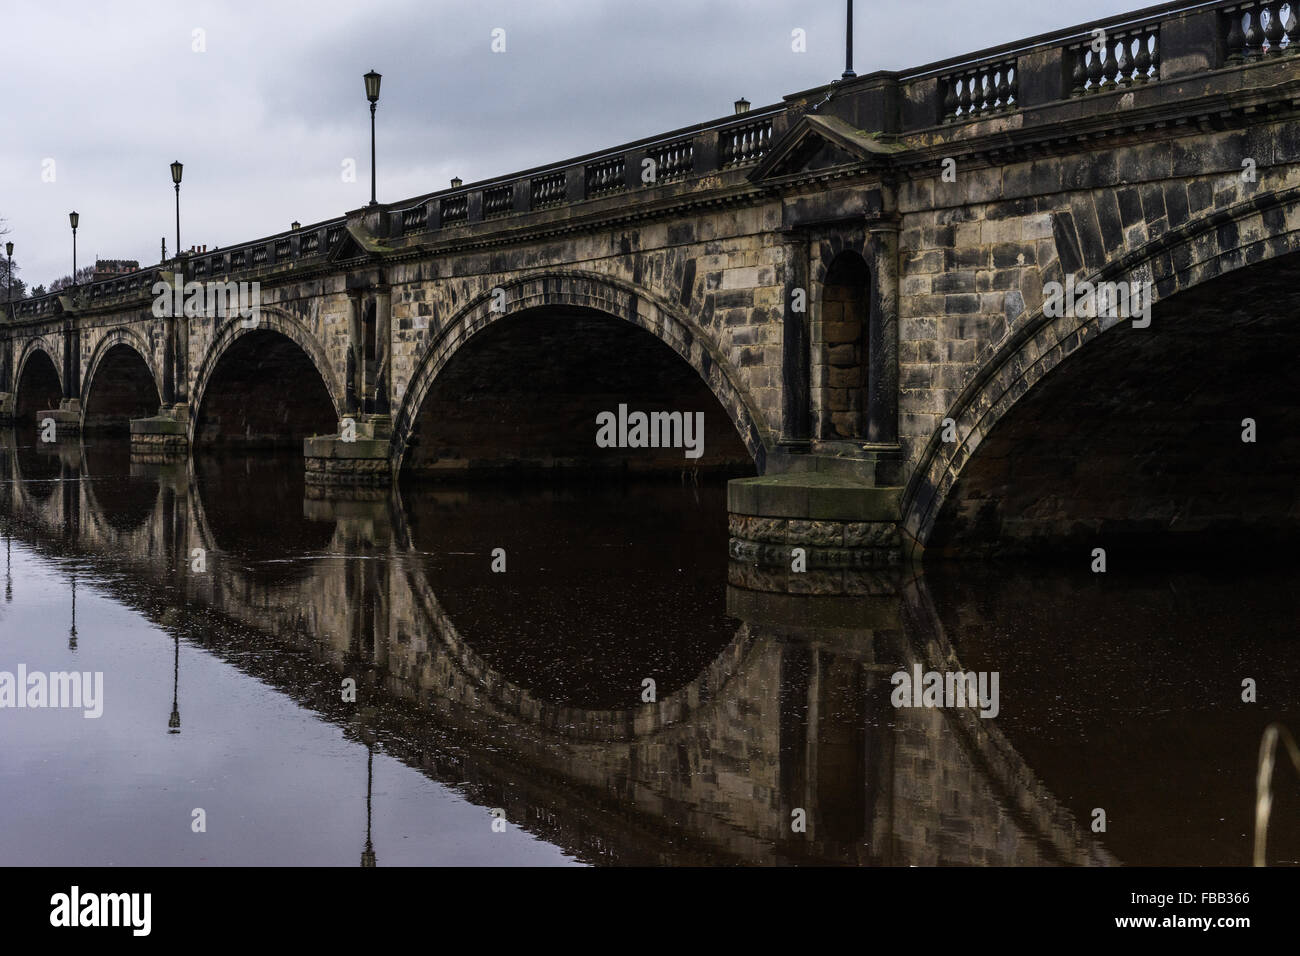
[93,259,140,280]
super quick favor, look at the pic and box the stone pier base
[36,399,82,437]
[0,392,13,424]
[727,472,904,587]
[130,406,190,463]
[304,415,393,488]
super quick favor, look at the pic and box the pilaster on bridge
[303,204,398,489]
[126,263,192,462]
[30,307,84,437]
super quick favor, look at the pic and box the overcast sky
[1,0,1140,289]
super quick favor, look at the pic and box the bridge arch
[392,270,770,474]
[81,330,162,432]
[13,341,63,424]
[190,307,341,448]
[904,185,1300,554]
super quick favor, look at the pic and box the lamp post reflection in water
[361,746,376,867]
[168,632,181,734]
[68,572,76,651]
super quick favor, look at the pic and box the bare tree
[49,265,97,292]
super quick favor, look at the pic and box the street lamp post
[843,0,856,79]
[171,161,184,259]
[364,70,382,206]
[68,212,79,283]
[5,241,12,304]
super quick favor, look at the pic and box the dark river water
[1,432,1297,866]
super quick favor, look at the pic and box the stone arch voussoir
[391,270,771,472]
[189,306,343,444]
[15,337,63,400]
[902,185,1300,547]
[80,326,163,413]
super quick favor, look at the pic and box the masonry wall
[893,115,1300,547]
[383,205,789,450]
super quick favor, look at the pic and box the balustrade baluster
[1133,34,1151,81]
[1087,49,1104,92]
[1102,42,1120,89]
[1071,48,1087,96]
[1265,4,1285,53]
[1227,11,1246,62]
[1245,10,1264,59]
[1116,38,1132,85]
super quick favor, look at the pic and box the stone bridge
[2,0,1298,562]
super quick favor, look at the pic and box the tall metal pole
[174,183,181,260]
[363,71,382,207]
[843,0,856,79]
[72,230,77,279]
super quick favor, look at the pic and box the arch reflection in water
[0,435,1297,865]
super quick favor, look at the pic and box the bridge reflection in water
[1,431,1297,866]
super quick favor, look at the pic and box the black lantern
[364,70,382,206]
[170,161,184,259]
[68,212,79,280]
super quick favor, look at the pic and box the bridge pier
[727,464,905,585]
[303,414,393,489]
[36,399,82,438]
[0,333,13,424]
[129,404,190,463]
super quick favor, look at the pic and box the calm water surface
[1,433,1296,866]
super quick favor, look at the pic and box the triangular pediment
[327,231,366,262]
[750,113,900,182]
[329,220,394,262]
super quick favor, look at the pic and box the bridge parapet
[865,0,1287,131]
